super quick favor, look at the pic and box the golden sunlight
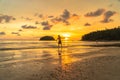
[62,33,71,40]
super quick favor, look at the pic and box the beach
[0,41,120,80]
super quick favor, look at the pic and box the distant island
[40,36,55,41]
[82,27,120,41]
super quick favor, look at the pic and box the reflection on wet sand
[55,48,77,80]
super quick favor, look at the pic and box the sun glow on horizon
[62,33,71,40]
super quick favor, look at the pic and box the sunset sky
[0,0,120,40]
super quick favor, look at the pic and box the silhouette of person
[57,35,62,49]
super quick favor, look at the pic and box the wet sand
[0,47,120,80]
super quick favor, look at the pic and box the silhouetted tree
[82,26,120,41]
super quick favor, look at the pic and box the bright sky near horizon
[0,0,120,40]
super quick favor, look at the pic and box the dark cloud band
[0,32,6,35]
[101,11,116,23]
[85,9,105,17]
[0,15,16,23]
[21,25,37,29]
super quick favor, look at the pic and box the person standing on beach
[57,35,62,49]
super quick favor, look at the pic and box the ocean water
[0,40,119,64]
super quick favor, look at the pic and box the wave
[1,44,120,51]
[1,41,120,51]
[0,45,71,51]
[0,41,55,45]
[0,46,58,51]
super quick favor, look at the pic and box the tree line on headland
[82,26,120,41]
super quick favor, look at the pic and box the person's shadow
[58,46,62,55]
[58,48,63,66]
[58,48,63,74]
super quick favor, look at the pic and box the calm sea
[0,40,120,64]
